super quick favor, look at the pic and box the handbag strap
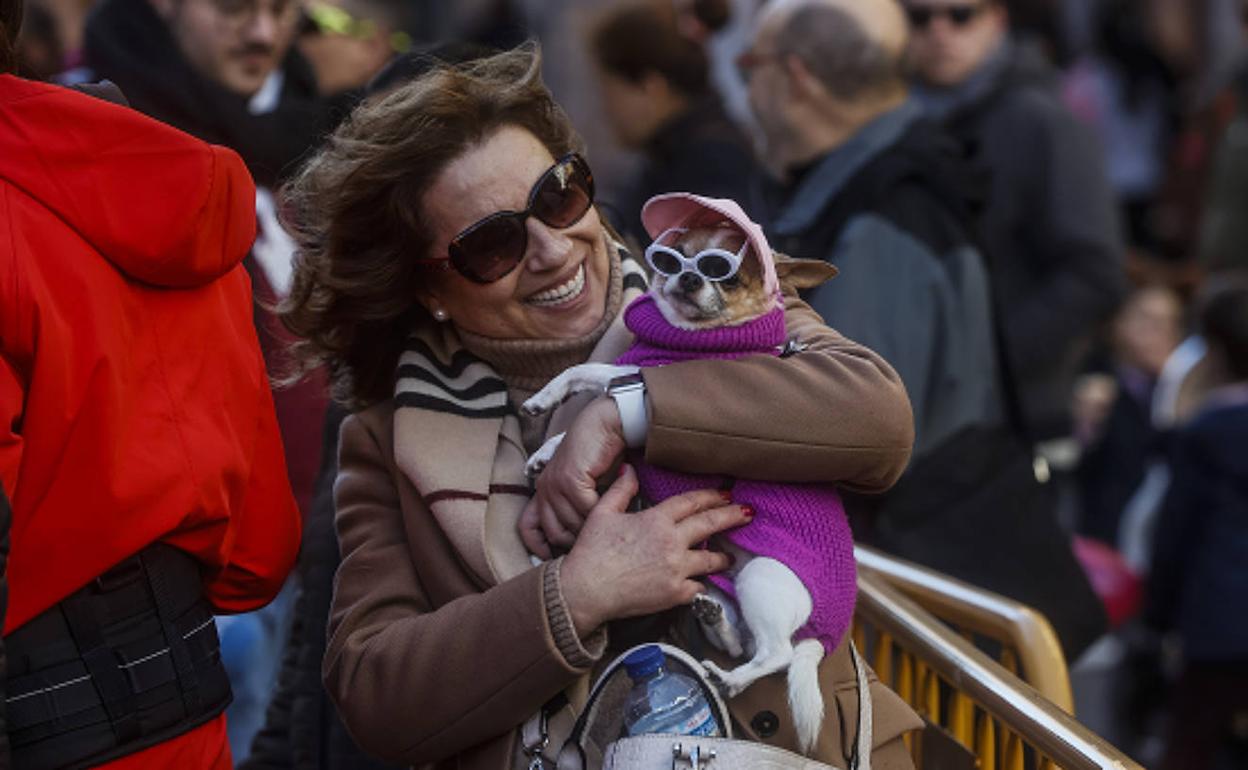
[549,641,874,770]
[556,643,733,770]
[849,642,872,770]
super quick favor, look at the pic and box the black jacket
[766,104,1107,659]
[613,96,762,245]
[922,41,1127,440]
[1147,397,1248,661]
[240,405,401,770]
[81,0,352,188]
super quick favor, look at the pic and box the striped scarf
[393,243,648,587]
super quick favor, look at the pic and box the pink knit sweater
[618,295,857,654]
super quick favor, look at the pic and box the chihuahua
[522,204,856,755]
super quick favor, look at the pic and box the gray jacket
[768,101,1001,461]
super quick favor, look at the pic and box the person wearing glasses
[278,45,921,770]
[905,0,1126,450]
[740,0,1107,659]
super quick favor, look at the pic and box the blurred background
[8,1,1248,768]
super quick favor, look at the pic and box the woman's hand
[520,397,627,558]
[558,464,752,637]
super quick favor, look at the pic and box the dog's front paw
[525,433,565,479]
[524,455,548,480]
[520,387,563,417]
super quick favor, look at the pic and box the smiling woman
[277,43,919,770]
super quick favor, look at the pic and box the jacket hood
[0,75,256,287]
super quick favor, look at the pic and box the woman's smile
[526,263,587,307]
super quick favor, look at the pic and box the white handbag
[532,642,872,770]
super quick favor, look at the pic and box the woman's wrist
[543,557,606,668]
[558,551,605,638]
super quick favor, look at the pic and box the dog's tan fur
[651,224,776,330]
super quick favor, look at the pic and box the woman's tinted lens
[697,253,734,280]
[947,5,977,24]
[446,154,594,284]
[906,7,933,26]
[649,249,684,275]
[450,215,527,283]
[533,158,594,229]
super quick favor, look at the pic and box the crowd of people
[2,0,1246,768]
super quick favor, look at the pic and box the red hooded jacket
[0,75,301,766]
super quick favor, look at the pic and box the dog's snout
[678,272,703,294]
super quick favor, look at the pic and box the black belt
[5,544,232,770]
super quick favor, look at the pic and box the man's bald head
[759,0,909,103]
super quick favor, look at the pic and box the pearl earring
[432,308,448,322]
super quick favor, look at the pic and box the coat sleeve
[202,299,302,613]
[642,283,915,494]
[323,414,600,766]
[0,357,21,498]
[1,188,25,498]
[1145,428,1206,630]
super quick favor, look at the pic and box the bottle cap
[623,645,665,679]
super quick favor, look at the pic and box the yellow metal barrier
[854,573,1144,770]
[855,545,1074,713]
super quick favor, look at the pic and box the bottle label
[678,705,719,737]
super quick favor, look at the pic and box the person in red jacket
[0,8,301,767]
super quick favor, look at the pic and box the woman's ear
[774,252,838,289]
[414,287,449,322]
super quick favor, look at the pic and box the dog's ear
[774,253,838,289]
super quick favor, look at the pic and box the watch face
[608,373,645,392]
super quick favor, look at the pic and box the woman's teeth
[527,265,586,307]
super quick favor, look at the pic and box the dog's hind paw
[691,593,724,625]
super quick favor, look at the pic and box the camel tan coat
[325,291,922,769]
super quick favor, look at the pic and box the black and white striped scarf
[393,244,647,587]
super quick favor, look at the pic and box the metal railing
[855,545,1074,713]
[853,572,1145,770]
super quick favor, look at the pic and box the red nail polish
[719,490,733,503]
[741,504,755,519]
[618,464,630,478]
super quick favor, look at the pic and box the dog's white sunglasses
[644,227,748,282]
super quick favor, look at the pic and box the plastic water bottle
[620,645,721,738]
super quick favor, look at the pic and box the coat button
[751,710,780,738]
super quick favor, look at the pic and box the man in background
[589,0,762,243]
[742,0,1106,658]
[905,0,1126,450]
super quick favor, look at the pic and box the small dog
[522,195,856,754]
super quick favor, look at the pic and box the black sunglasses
[417,153,595,284]
[905,3,985,29]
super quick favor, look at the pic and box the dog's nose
[678,272,703,294]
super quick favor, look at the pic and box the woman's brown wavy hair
[279,43,584,410]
